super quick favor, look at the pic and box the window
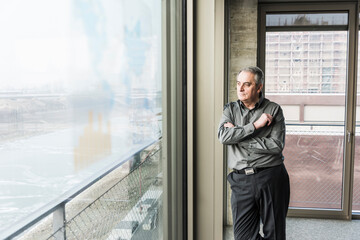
[260,3,358,219]
[0,1,185,239]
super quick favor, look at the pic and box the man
[218,66,290,240]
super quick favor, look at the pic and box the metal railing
[1,139,162,240]
[286,122,351,135]
[284,123,349,209]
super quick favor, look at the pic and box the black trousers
[227,163,290,240]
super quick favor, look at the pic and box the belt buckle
[244,168,255,175]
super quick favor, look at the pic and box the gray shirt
[218,93,285,170]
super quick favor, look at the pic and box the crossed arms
[217,106,285,155]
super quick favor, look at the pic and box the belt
[233,166,272,175]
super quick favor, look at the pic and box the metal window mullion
[346,1,359,218]
[162,0,184,239]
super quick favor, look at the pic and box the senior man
[218,66,290,240]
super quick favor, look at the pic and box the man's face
[236,71,263,105]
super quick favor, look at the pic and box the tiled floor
[224,217,360,240]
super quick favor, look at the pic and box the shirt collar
[238,91,264,110]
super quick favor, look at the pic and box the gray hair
[237,66,264,86]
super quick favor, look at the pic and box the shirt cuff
[242,122,255,135]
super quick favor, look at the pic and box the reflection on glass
[0,0,163,238]
[74,112,111,171]
[266,13,348,27]
[265,31,347,209]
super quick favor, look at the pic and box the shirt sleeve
[217,104,255,145]
[239,105,285,155]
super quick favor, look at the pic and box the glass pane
[266,32,347,94]
[353,31,360,212]
[0,1,163,238]
[265,31,347,209]
[267,13,348,27]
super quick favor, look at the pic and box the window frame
[258,2,359,220]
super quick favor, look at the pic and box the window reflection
[0,0,162,236]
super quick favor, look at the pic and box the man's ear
[257,83,263,93]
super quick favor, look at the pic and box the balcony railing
[1,139,162,240]
[284,123,352,209]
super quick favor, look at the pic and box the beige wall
[194,0,225,239]
[227,0,258,225]
[267,95,360,123]
[281,105,301,122]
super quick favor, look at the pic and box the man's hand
[253,113,273,130]
[224,122,235,128]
